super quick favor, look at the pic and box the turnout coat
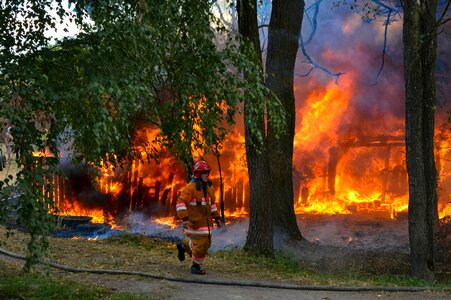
[176,178,220,237]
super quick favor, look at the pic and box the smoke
[296,1,406,131]
[113,213,409,254]
[298,214,409,253]
[57,162,116,214]
[297,0,450,124]
[209,219,248,251]
[122,212,248,251]
[125,212,183,240]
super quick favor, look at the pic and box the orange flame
[153,216,178,229]
[53,83,450,223]
[57,200,113,224]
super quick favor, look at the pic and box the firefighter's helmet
[193,160,211,178]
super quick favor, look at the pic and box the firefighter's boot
[191,263,206,275]
[176,243,185,262]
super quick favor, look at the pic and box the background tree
[237,0,274,253]
[322,0,449,281]
[400,0,450,282]
[237,0,304,253]
[265,0,304,240]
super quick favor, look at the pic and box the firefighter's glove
[214,218,222,229]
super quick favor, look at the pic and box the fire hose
[0,247,448,293]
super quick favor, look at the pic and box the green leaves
[0,0,277,269]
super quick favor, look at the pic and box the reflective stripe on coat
[176,180,220,237]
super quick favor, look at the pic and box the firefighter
[175,160,222,275]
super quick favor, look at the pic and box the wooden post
[161,188,171,214]
[327,146,339,195]
[171,183,184,214]
[381,147,391,203]
[236,180,244,210]
[166,172,174,209]
[225,188,233,212]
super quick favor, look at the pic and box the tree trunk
[400,0,438,282]
[266,0,304,240]
[238,0,273,253]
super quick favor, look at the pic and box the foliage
[0,0,281,269]
[332,0,402,21]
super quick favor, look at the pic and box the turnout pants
[183,235,211,265]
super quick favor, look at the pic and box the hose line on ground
[0,247,447,293]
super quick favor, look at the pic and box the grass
[0,260,148,300]
[210,248,442,288]
[105,234,449,288]
[0,229,449,299]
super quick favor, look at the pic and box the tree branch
[436,0,451,27]
[297,35,345,84]
[295,0,344,83]
[303,0,324,46]
[213,1,233,29]
[374,9,391,83]
[437,16,451,27]
[369,0,402,84]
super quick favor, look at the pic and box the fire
[437,129,451,220]
[291,79,450,219]
[224,207,248,218]
[97,159,123,198]
[57,200,112,224]
[153,216,178,229]
[32,149,54,157]
[439,202,451,219]
[294,82,350,148]
[51,81,450,225]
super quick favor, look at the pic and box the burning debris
[54,216,112,239]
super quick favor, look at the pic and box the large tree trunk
[265,0,304,240]
[238,0,273,253]
[400,0,438,282]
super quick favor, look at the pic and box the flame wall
[292,2,450,218]
[55,1,450,222]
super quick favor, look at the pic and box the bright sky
[45,1,81,41]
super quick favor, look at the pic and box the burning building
[51,1,450,231]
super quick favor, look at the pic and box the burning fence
[50,111,450,229]
[49,118,252,228]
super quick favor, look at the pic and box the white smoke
[122,212,248,250]
[115,213,409,253]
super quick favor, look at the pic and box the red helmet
[193,160,211,178]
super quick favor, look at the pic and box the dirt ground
[46,275,451,300]
[1,250,449,300]
[0,226,450,300]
